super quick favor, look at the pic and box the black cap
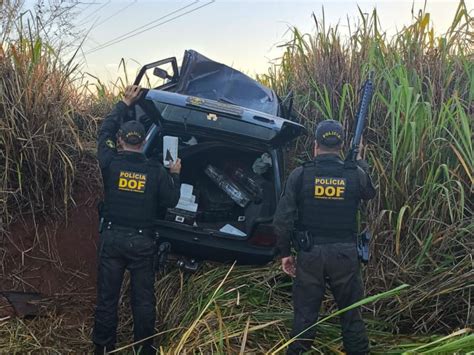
[119,121,146,145]
[315,119,344,147]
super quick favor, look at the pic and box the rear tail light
[248,224,277,247]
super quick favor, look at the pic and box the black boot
[134,344,156,355]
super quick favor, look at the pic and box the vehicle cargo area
[155,138,276,240]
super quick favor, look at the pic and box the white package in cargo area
[219,224,247,237]
[176,200,198,212]
[163,136,178,168]
[180,183,193,196]
[175,183,198,212]
[179,195,196,204]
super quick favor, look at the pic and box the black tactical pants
[93,227,157,354]
[287,242,369,355]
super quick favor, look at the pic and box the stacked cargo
[165,184,198,225]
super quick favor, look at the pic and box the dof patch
[117,170,147,193]
[314,176,346,200]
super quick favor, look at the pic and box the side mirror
[153,67,172,80]
[134,57,178,86]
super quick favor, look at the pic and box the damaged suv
[133,50,305,266]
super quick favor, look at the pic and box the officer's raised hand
[282,255,296,277]
[169,158,181,175]
[122,85,142,106]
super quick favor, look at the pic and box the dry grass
[0,5,101,232]
[0,0,473,353]
[0,264,472,353]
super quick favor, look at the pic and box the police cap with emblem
[119,121,146,145]
[315,119,344,147]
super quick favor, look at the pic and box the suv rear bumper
[154,221,277,265]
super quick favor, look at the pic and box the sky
[49,0,472,82]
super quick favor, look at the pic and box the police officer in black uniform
[274,120,376,355]
[93,85,181,354]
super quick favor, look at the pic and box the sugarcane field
[0,0,472,354]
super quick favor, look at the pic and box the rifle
[346,72,374,264]
[345,72,374,163]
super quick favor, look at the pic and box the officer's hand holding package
[93,85,181,355]
[169,157,182,175]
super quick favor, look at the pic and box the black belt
[104,221,155,236]
[299,231,356,244]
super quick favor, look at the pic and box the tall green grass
[259,1,473,334]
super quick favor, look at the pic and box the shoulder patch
[343,160,358,169]
[106,139,116,149]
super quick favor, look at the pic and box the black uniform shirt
[273,153,376,257]
[97,101,181,210]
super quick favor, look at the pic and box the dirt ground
[0,191,100,319]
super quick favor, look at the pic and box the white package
[176,200,198,213]
[219,224,247,237]
[163,136,178,168]
[175,183,198,212]
[180,183,193,197]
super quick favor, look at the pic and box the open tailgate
[141,90,305,148]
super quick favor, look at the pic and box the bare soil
[0,190,99,305]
